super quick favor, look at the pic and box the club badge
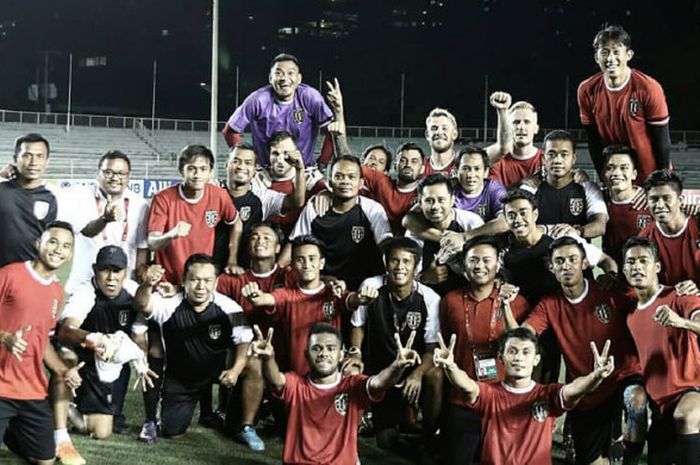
[629,98,640,117]
[532,400,549,423]
[477,204,488,220]
[351,226,365,243]
[51,299,59,320]
[334,392,349,415]
[406,311,422,330]
[323,301,336,320]
[569,198,584,216]
[595,304,611,324]
[293,108,305,124]
[204,210,219,228]
[33,200,50,220]
[636,214,652,230]
[208,324,222,340]
[118,310,130,327]
[239,206,251,222]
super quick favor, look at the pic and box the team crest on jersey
[204,210,219,227]
[33,200,50,220]
[293,108,305,124]
[334,392,349,415]
[629,98,640,117]
[118,310,129,327]
[636,214,652,230]
[208,324,222,340]
[50,299,59,320]
[323,301,336,320]
[351,226,365,243]
[477,204,488,220]
[239,206,251,222]
[569,198,584,216]
[531,400,549,423]
[406,311,422,330]
[595,304,611,324]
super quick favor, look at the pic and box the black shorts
[75,365,115,416]
[372,387,407,431]
[0,397,55,461]
[160,376,207,437]
[569,375,644,465]
[440,403,481,465]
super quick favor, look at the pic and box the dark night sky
[1,0,699,129]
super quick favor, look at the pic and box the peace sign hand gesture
[249,325,274,361]
[433,333,457,370]
[590,339,615,380]
[325,78,344,116]
[394,331,420,369]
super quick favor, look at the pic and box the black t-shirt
[420,219,466,296]
[0,180,58,267]
[214,190,264,269]
[535,181,588,227]
[500,233,558,306]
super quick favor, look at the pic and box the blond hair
[425,107,458,130]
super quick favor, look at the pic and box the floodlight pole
[66,53,73,133]
[210,0,219,162]
[151,59,157,140]
[483,74,489,143]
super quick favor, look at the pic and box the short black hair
[268,131,296,151]
[548,236,586,261]
[593,24,632,51]
[396,142,426,162]
[456,146,489,170]
[543,129,576,152]
[231,141,256,154]
[271,53,301,72]
[183,253,219,282]
[382,237,423,266]
[98,150,131,171]
[500,188,538,210]
[419,173,454,196]
[622,236,660,263]
[291,235,326,258]
[499,327,540,355]
[362,144,393,168]
[178,144,214,173]
[462,235,501,257]
[331,154,363,178]
[44,220,75,238]
[602,144,638,170]
[14,133,50,159]
[249,221,285,246]
[308,322,342,345]
[643,169,684,195]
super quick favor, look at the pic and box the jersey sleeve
[59,284,97,323]
[510,295,531,322]
[275,371,302,403]
[469,381,495,413]
[577,79,594,126]
[131,314,149,335]
[641,76,670,126]
[226,93,257,132]
[147,191,170,234]
[547,383,572,415]
[489,180,507,216]
[524,300,551,335]
[268,288,293,317]
[582,181,608,219]
[289,202,317,240]
[678,294,700,320]
[214,293,254,344]
[216,274,243,301]
[419,284,441,344]
[349,275,384,328]
[218,188,238,225]
[147,293,183,326]
[359,197,393,244]
[255,185,286,219]
[455,209,486,230]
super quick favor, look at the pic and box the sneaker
[112,422,130,435]
[237,425,265,451]
[56,441,86,465]
[138,421,157,444]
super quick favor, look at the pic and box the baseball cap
[95,245,127,270]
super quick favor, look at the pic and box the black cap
[95,246,127,270]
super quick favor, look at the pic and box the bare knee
[625,385,647,411]
[422,366,443,391]
[673,392,700,433]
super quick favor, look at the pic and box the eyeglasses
[101,169,130,179]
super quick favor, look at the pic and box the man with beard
[347,238,441,454]
[453,147,506,222]
[424,108,460,177]
[622,237,700,465]
[639,170,700,286]
[250,321,421,465]
[578,24,671,183]
[0,221,83,465]
[485,92,545,187]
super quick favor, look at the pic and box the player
[250,321,421,465]
[362,145,393,174]
[622,237,700,465]
[434,327,615,465]
[453,146,506,222]
[0,221,83,465]
[578,24,671,183]
[424,108,460,176]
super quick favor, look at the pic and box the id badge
[473,353,498,381]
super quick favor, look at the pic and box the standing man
[578,24,671,183]
[147,144,240,285]
[453,147,507,222]
[0,221,83,465]
[222,53,335,168]
[622,237,700,465]
[639,170,700,285]
[348,238,442,453]
[134,255,253,438]
[439,236,530,465]
[250,322,421,465]
[424,108,460,177]
[485,93,545,187]
[0,133,58,267]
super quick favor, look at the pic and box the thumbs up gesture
[2,326,32,361]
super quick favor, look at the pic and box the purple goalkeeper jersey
[226,83,334,167]
[454,179,506,221]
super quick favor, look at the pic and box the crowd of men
[1,23,699,465]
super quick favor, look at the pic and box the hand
[285,149,305,170]
[590,340,614,380]
[325,278,347,299]
[327,121,346,136]
[313,191,332,217]
[224,263,245,275]
[439,231,466,257]
[341,357,364,376]
[356,283,378,306]
[548,223,580,238]
[573,169,590,184]
[433,333,456,370]
[2,326,32,361]
[394,331,420,369]
[402,371,423,406]
[219,368,240,388]
[420,259,449,285]
[596,271,619,291]
[631,189,648,211]
[132,367,159,392]
[249,325,274,360]
[519,175,541,192]
[241,282,262,302]
[654,304,685,329]
[144,265,165,287]
[83,332,107,360]
[498,283,520,305]
[156,281,180,298]
[0,163,17,179]
[675,280,700,297]
[170,221,191,238]
[64,361,85,396]
[489,91,512,111]
[325,78,344,115]
[681,198,700,217]
[102,195,124,222]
